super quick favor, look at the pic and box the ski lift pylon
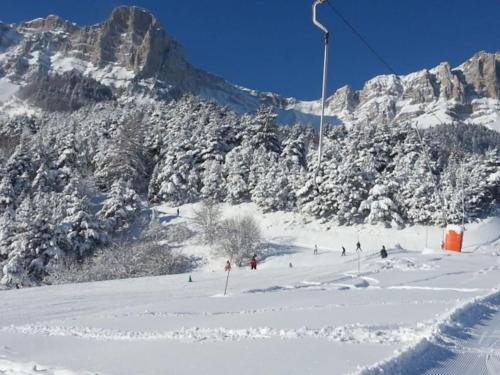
[312,0,330,186]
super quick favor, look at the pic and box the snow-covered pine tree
[251,160,296,212]
[359,180,404,228]
[200,159,226,201]
[225,106,282,205]
[56,178,104,261]
[1,141,35,207]
[389,126,442,225]
[98,178,143,234]
[450,150,500,221]
[0,176,16,213]
[148,96,239,204]
[224,146,252,203]
[0,207,16,260]
[1,193,57,285]
[94,113,147,192]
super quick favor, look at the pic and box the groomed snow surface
[1,203,499,375]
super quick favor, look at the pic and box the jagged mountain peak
[1,6,190,90]
[91,5,185,78]
[459,51,500,99]
[19,6,163,37]
[106,6,160,31]
[326,85,358,113]
[22,14,65,29]
[0,7,498,131]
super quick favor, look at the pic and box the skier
[314,244,318,255]
[380,246,388,259]
[176,208,180,217]
[224,260,231,272]
[341,246,346,256]
[289,262,293,268]
[250,255,257,270]
[356,241,362,252]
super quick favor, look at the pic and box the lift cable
[316,0,460,229]
[323,0,397,75]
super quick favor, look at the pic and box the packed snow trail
[0,204,499,375]
[1,253,499,374]
[424,293,500,375]
[360,291,500,375]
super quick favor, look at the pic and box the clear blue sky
[2,0,499,100]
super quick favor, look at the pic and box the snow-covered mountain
[0,6,285,117]
[311,52,500,131]
[0,6,499,130]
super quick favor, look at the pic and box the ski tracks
[486,351,500,374]
[358,290,500,375]
[1,322,426,345]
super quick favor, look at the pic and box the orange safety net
[444,227,464,252]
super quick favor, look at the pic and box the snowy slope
[0,203,499,375]
[0,78,18,102]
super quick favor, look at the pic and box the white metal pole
[318,35,329,170]
[312,0,329,183]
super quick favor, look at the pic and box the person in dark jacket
[356,241,362,252]
[341,246,346,256]
[380,246,388,259]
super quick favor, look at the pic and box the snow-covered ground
[1,203,499,375]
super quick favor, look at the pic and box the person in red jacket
[250,255,257,270]
[224,260,231,272]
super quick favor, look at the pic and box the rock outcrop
[461,51,500,99]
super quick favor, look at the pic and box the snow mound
[0,359,89,375]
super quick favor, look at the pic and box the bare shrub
[46,239,197,284]
[217,215,262,266]
[192,200,222,245]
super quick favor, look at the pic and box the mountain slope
[0,6,499,130]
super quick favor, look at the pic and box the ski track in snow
[0,323,426,345]
[95,298,453,320]
[387,286,488,293]
[242,273,377,294]
[359,290,500,375]
[486,352,500,374]
[241,271,488,295]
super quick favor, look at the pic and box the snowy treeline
[0,96,499,286]
[299,122,499,227]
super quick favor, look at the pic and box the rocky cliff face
[3,7,191,88]
[0,6,499,131]
[292,51,500,130]
[461,52,500,99]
